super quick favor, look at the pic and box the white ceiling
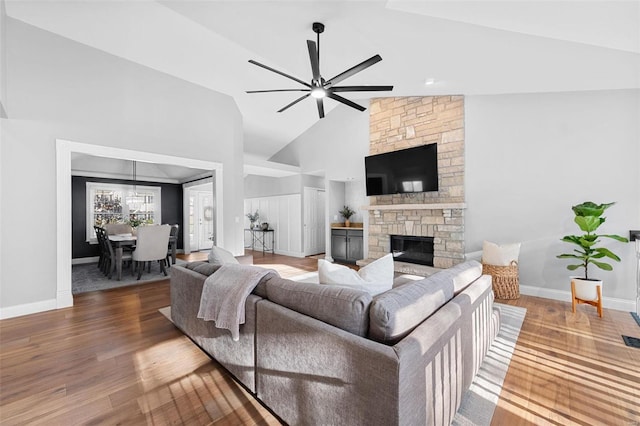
[7,1,640,166]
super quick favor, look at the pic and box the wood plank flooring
[1,250,639,425]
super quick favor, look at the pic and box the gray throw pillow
[207,246,240,265]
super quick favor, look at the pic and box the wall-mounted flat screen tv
[365,143,438,196]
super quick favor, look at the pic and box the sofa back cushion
[264,276,372,336]
[184,261,222,277]
[448,260,483,295]
[183,261,267,297]
[368,260,483,345]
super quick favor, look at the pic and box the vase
[571,277,602,301]
[344,219,350,227]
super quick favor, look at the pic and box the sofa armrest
[170,265,207,333]
[255,300,399,426]
[392,275,497,426]
[393,301,465,426]
[170,265,261,392]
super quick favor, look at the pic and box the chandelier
[126,160,145,211]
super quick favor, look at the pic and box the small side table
[246,229,275,254]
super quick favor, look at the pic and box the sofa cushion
[368,275,455,345]
[264,276,372,337]
[318,254,394,296]
[368,260,484,344]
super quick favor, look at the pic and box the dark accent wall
[72,176,183,259]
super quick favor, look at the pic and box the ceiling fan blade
[331,85,394,92]
[325,55,382,87]
[327,93,366,112]
[316,97,325,119]
[248,59,311,88]
[307,40,321,83]
[278,93,311,113]
[246,89,309,93]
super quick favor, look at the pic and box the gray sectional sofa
[170,259,500,426]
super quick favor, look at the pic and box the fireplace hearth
[390,235,434,267]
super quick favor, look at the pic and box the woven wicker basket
[482,261,520,299]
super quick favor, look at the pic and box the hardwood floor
[1,251,639,425]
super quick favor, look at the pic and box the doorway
[56,139,223,310]
[303,187,326,256]
[186,182,215,252]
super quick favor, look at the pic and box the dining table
[108,234,177,280]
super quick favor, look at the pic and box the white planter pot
[571,277,603,301]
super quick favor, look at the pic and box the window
[86,182,162,242]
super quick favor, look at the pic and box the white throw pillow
[482,240,520,266]
[318,254,394,296]
[208,246,240,265]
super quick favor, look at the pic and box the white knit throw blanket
[197,264,277,341]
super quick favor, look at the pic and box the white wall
[244,174,301,198]
[0,0,6,313]
[244,194,303,257]
[0,18,245,314]
[272,104,371,261]
[270,102,370,180]
[345,180,367,223]
[273,89,639,307]
[465,89,640,302]
[0,0,6,118]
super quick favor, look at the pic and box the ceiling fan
[246,22,393,119]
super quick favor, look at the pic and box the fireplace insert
[390,235,434,266]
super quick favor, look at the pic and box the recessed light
[424,78,435,86]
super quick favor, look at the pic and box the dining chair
[94,226,108,273]
[132,224,172,280]
[165,224,180,267]
[104,222,136,253]
[104,223,133,235]
[97,226,133,278]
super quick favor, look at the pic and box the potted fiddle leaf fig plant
[557,201,628,303]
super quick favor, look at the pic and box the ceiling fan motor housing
[312,22,325,34]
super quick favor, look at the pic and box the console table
[245,229,275,254]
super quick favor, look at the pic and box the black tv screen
[365,144,438,196]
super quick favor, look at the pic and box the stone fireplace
[360,96,466,273]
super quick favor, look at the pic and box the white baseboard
[519,285,635,312]
[274,250,305,258]
[72,256,99,265]
[0,298,58,320]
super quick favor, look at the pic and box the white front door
[188,189,215,251]
[303,187,326,256]
[198,191,215,250]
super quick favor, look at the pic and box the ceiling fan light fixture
[310,87,326,99]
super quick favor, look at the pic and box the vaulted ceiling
[6,1,639,164]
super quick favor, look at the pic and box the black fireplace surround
[390,235,434,267]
